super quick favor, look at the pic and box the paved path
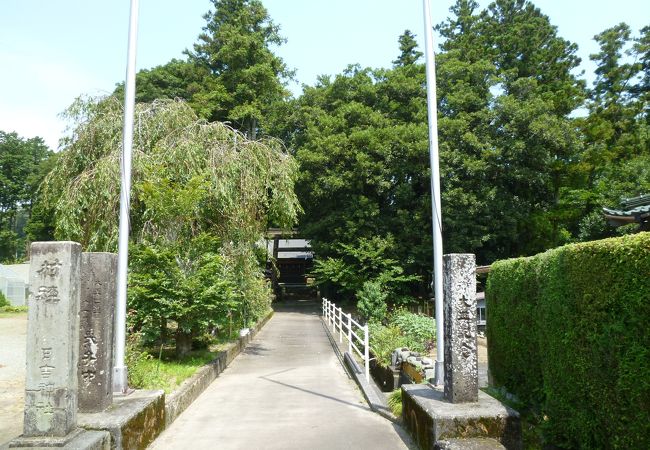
[0,313,27,445]
[149,301,414,450]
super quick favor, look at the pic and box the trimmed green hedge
[486,232,650,449]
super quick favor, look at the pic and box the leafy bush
[0,305,28,313]
[388,309,435,353]
[368,309,436,366]
[487,232,650,449]
[0,290,10,308]
[357,280,388,322]
[368,322,409,366]
[313,235,419,300]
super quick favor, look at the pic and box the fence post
[338,308,343,343]
[347,313,352,354]
[331,305,336,332]
[364,323,370,382]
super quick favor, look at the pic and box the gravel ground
[0,313,27,445]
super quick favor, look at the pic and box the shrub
[0,305,28,313]
[368,322,409,366]
[486,232,650,449]
[357,280,388,322]
[388,309,435,354]
[0,291,10,308]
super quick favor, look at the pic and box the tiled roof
[603,203,650,217]
[602,194,650,225]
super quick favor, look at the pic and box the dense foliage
[356,280,388,322]
[114,0,292,138]
[0,131,55,262]
[275,0,649,302]
[486,232,650,448]
[369,309,436,366]
[41,98,300,354]
[0,291,10,308]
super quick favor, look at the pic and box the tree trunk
[175,330,193,359]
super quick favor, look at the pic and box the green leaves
[357,280,388,322]
[487,232,650,448]
[313,235,419,300]
[188,0,292,136]
[0,131,53,261]
[42,98,300,251]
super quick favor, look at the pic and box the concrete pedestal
[402,384,522,450]
[78,390,164,450]
[6,429,109,449]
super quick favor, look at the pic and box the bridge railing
[322,298,369,381]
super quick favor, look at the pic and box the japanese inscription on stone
[23,242,81,437]
[443,253,478,404]
[77,252,116,412]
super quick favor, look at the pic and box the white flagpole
[422,0,445,386]
[114,0,140,394]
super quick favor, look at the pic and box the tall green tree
[393,30,422,67]
[0,131,53,261]
[187,0,293,137]
[575,23,650,240]
[42,97,301,352]
[291,0,595,303]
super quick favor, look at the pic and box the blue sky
[1,0,647,149]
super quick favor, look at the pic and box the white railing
[322,298,370,381]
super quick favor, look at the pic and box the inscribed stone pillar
[78,252,117,412]
[443,253,478,403]
[23,241,81,436]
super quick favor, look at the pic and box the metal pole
[422,0,445,386]
[113,0,140,394]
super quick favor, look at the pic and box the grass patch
[388,389,403,417]
[127,310,271,393]
[129,347,219,394]
[0,305,28,317]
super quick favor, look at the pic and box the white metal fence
[322,298,370,381]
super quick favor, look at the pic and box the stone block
[78,390,164,450]
[443,254,478,403]
[78,253,117,413]
[8,429,110,449]
[402,384,521,450]
[23,242,82,437]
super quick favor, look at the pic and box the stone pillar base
[7,429,109,449]
[402,384,522,450]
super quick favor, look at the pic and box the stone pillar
[78,252,117,412]
[443,253,478,403]
[23,242,82,436]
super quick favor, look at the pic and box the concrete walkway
[149,301,414,450]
